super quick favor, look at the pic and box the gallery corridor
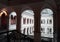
[0,0,59,42]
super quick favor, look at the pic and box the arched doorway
[9,12,17,30]
[40,8,53,42]
[21,10,34,37]
[0,9,8,30]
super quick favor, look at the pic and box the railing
[0,30,34,42]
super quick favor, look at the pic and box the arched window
[41,8,53,38]
[9,12,17,30]
[21,10,34,36]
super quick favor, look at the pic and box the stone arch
[40,3,57,42]
[40,3,56,12]
[0,8,8,30]
[6,7,18,30]
[0,8,8,17]
[20,5,34,13]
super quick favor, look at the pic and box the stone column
[16,9,21,32]
[15,9,21,41]
[7,14,9,31]
[52,9,57,42]
[57,9,60,42]
[34,9,41,42]
[0,17,1,28]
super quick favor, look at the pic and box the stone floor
[0,30,52,42]
[0,34,33,42]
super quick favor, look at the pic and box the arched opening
[0,10,8,30]
[9,12,17,30]
[40,8,53,42]
[21,10,34,37]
